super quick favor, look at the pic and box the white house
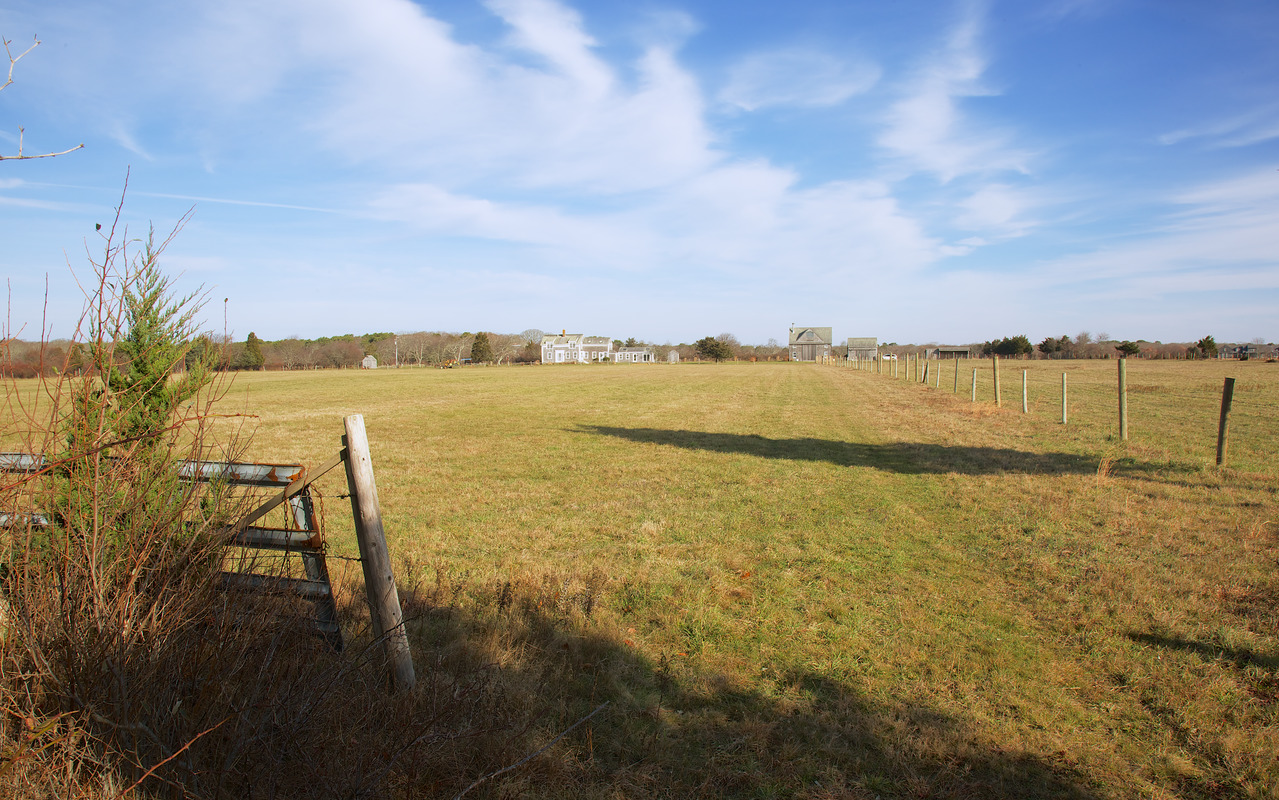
[361,355,378,369]
[541,332,614,363]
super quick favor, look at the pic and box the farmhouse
[845,337,878,361]
[541,332,614,364]
[928,346,972,360]
[789,326,833,362]
[615,347,655,363]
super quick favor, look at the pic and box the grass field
[161,360,1279,796]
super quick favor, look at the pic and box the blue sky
[1,0,1276,345]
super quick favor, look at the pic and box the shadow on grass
[1126,631,1279,671]
[389,576,1104,799]
[575,425,1103,476]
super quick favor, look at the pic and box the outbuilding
[789,326,833,362]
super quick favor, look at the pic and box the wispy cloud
[878,6,1030,181]
[953,184,1041,237]
[1158,106,1279,149]
[136,191,346,214]
[106,122,153,160]
[1019,167,1279,294]
[719,48,880,112]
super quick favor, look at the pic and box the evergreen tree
[470,331,494,363]
[694,336,732,362]
[243,332,265,370]
[97,232,211,445]
[1196,336,1218,359]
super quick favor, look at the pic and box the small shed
[846,337,878,361]
[930,346,972,360]
[667,351,680,364]
[361,355,378,369]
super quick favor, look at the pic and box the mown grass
[194,361,1277,796]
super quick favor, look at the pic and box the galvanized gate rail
[0,414,414,692]
[0,451,344,650]
[187,454,345,650]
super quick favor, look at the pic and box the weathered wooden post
[953,358,960,393]
[1022,370,1028,413]
[923,360,929,385]
[1117,358,1128,441]
[343,414,416,692]
[935,359,941,388]
[971,368,977,402]
[992,355,1002,407]
[1061,373,1068,425]
[1216,377,1236,466]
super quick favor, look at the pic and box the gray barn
[789,326,833,362]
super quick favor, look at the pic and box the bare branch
[1,35,85,161]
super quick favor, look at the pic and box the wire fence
[842,355,1279,473]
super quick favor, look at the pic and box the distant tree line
[877,332,1271,362]
[2,329,1270,379]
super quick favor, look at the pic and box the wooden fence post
[971,368,977,402]
[1117,358,1128,441]
[343,414,416,693]
[1061,373,1068,425]
[1022,370,1028,413]
[1216,377,1236,466]
[923,360,929,385]
[953,358,960,393]
[992,355,1002,407]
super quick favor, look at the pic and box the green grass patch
[204,361,1279,797]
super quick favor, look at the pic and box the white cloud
[367,183,657,268]
[719,48,879,112]
[106,122,153,160]
[878,7,1030,181]
[954,184,1039,236]
[485,0,612,98]
[1159,106,1279,149]
[1013,167,1279,295]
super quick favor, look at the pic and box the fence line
[830,356,1278,471]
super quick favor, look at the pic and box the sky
[1,0,1276,346]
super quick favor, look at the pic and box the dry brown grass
[4,357,1277,798]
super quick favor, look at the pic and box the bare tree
[1,36,84,161]
[491,333,523,364]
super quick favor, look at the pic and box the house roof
[846,337,877,348]
[790,327,833,346]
